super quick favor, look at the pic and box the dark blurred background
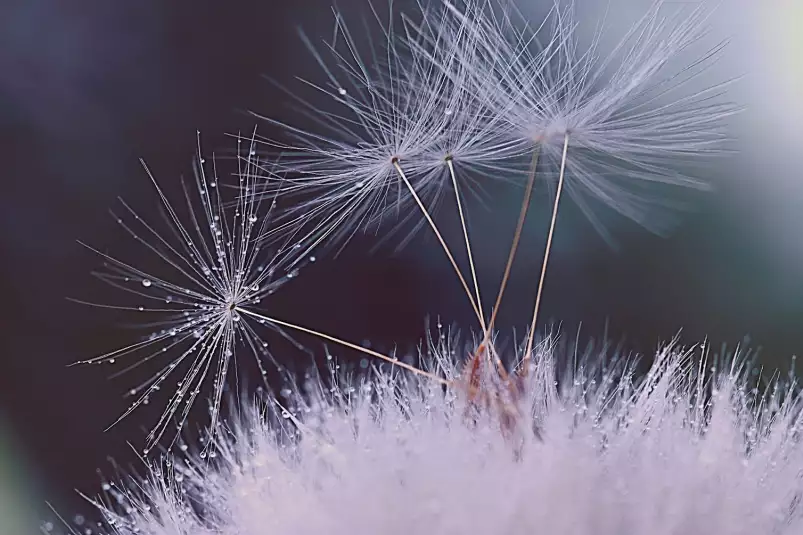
[0,0,801,531]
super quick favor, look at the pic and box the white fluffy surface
[79,342,803,535]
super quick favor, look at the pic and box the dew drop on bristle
[142,279,152,287]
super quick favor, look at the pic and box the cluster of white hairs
[58,341,803,534]
[51,0,803,533]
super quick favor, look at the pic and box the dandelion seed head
[54,1,772,534]
[63,338,803,535]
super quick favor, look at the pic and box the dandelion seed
[445,0,736,232]
[252,1,530,329]
[72,133,313,450]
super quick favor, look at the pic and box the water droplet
[142,279,152,287]
[337,87,347,96]
[249,215,258,223]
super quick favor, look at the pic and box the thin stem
[523,133,570,373]
[392,160,484,328]
[447,158,486,333]
[239,308,451,386]
[478,149,541,364]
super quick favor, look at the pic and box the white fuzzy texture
[86,342,803,535]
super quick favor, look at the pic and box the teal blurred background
[0,415,37,534]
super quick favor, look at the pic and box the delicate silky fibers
[77,343,803,535]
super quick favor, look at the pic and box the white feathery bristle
[79,341,803,535]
